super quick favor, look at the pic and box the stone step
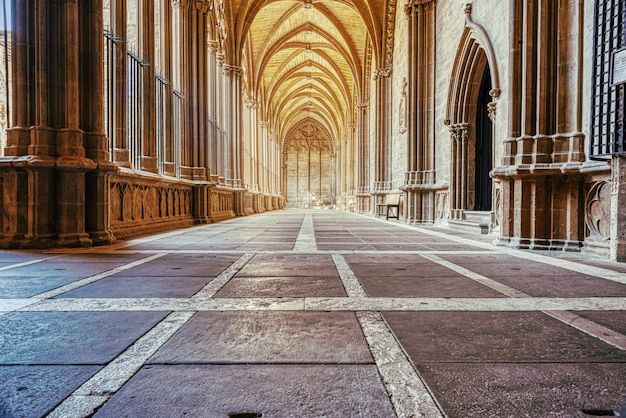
[447,218,490,235]
[463,211,493,224]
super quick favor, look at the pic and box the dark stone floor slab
[237,254,338,277]
[0,276,84,298]
[493,273,626,297]
[359,276,506,298]
[95,364,394,418]
[0,365,101,418]
[575,311,626,336]
[350,262,461,277]
[149,311,372,364]
[216,276,347,298]
[178,243,243,250]
[0,311,168,364]
[416,363,626,418]
[0,252,50,263]
[236,244,295,251]
[113,253,238,277]
[383,311,626,363]
[345,254,436,263]
[0,262,121,279]
[56,275,214,298]
[49,253,149,264]
[316,244,375,250]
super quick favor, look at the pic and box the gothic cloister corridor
[0,209,625,417]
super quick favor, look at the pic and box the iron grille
[590,0,626,158]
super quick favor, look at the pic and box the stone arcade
[0,1,625,256]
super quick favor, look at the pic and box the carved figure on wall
[399,78,407,134]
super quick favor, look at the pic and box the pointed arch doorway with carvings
[283,119,336,208]
[445,4,501,231]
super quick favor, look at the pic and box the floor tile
[95,364,395,417]
[0,365,101,417]
[0,311,168,364]
[149,311,372,364]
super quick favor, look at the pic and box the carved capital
[489,88,501,99]
[405,0,436,16]
[373,66,392,80]
[207,40,219,54]
[223,64,244,77]
[172,0,189,9]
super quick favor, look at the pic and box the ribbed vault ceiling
[226,0,388,150]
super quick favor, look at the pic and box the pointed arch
[445,3,501,221]
[446,4,501,125]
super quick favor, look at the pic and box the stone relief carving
[110,179,192,225]
[585,180,611,240]
[435,191,449,221]
[399,78,407,134]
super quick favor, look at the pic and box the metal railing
[104,31,183,177]
[590,0,626,158]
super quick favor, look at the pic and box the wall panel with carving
[109,173,194,237]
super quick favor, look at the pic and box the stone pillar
[611,156,626,261]
[81,0,116,245]
[137,0,157,173]
[207,41,219,182]
[111,0,129,166]
[223,64,245,212]
[373,67,392,193]
[356,102,370,213]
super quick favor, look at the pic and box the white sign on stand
[612,47,626,86]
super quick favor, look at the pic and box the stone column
[611,156,626,261]
[356,102,370,213]
[81,0,116,245]
[111,0,129,166]
[373,67,392,193]
[137,0,157,173]
[207,41,219,182]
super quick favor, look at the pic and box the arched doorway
[474,66,493,211]
[445,5,501,231]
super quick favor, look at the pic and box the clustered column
[492,0,586,251]
[404,0,437,223]
[1,0,115,248]
[373,67,392,197]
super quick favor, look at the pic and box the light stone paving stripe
[21,297,304,312]
[15,296,626,313]
[357,311,444,418]
[332,253,368,297]
[420,254,529,298]
[48,311,195,418]
[31,253,169,299]
[423,253,626,351]
[293,213,317,251]
[0,256,59,272]
[46,396,110,418]
[545,310,626,351]
[191,252,256,298]
[0,299,43,313]
[391,218,626,285]
[304,297,626,312]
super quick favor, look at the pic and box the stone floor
[1,209,625,418]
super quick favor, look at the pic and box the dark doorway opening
[474,66,493,211]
